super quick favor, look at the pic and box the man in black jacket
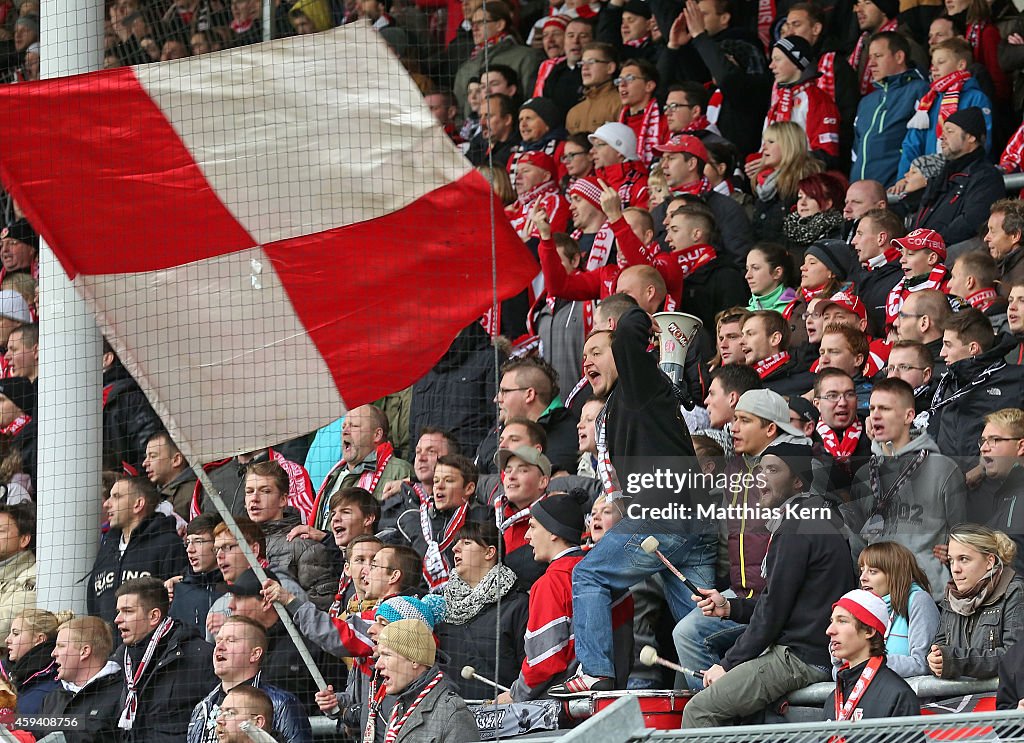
[112,577,216,742]
[550,306,716,695]
[850,208,906,337]
[36,616,124,743]
[913,108,1005,248]
[102,340,162,472]
[681,440,856,726]
[88,476,188,622]
[167,514,227,631]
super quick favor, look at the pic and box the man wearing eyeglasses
[975,409,1024,574]
[812,368,871,497]
[664,82,713,136]
[166,514,228,631]
[566,42,621,134]
[885,340,936,415]
[893,290,951,377]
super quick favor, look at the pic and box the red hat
[833,589,889,637]
[542,15,569,31]
[567,176,603,209]
[891,228,947,262]
[511,151,558,182]
[820,291,866,321]
[654,134,708,161]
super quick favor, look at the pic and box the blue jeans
[572,518,716,679]
[671,589,745,691]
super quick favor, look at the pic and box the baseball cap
[891,228,947,262]
[653,134,708,161]
[735,389,806,437]
[494,446,552,477]
[819,291,866,321]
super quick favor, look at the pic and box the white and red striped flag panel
[0,23,536,463]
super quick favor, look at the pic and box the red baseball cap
[511,151,558,182]
[891,228,947,262]
[819,291,866,321]
[654,134,708,161]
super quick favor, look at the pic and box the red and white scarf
[684,114,712,133]
[966,287,998,312]
[816,419,863,463]
[670,177,711,198]
[767,79,813,124]
[625,34,650,48]
[885,265,948,326]
[269,447,315,524]
[620,98,662,166]
[706,88,723,129]
[850,19,898,94]
[0,413,29,437]
[817,52,837,100]
[533,56,564,96]
[572,223,616,272]
[909,70,971,138]
[471,32,511,59]
[594,398,622,500]
[363,673,387,743]
[865,246,902,269]
[834,656,884,722]
[118,617,175,731]
[674,243,717,278]
[419,484,469,592]
[384,671,445,743]
[753,351,790,379]
[311,441,395,529]
[798,283,829,303]
[757,0,774,51]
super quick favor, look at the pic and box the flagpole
[35,0,105,613]
[192,465,339,711]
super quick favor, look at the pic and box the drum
[565,690,694,730]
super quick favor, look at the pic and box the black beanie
[773,36,814,71]
[806,239,857,282]
[872,0,899,20]
[531,492,587,545]
[944,107,986,141]
[622,0,652,18]
[520,97,564,131]
[0,377,34,416]
[1,218,38,251]
[762,441,814,491]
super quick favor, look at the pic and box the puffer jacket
[851,68,930,186]
[261,508,340,610]
[927,333,1024,462]
[846,431,967,600]
[186,676,312,743]
[934,568,1024,679]
[383,668,479,743]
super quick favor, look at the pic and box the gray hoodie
[845,430,967,601]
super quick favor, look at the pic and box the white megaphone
[652,312,702,387]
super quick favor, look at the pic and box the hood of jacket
[869,427,940,457]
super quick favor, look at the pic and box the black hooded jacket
[87,513,188,622]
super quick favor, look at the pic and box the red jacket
[539,236,620,300]
[594,162,650,209]
[765,80,840,159]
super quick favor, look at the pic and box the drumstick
[640,536,704,596]
[639,645,704,679]
[461,665,511,693]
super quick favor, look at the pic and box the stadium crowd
[4,0,1024,738]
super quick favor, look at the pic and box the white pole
[35,0,104,612]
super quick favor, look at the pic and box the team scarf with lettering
[594,394,623,500]
[362,672,388,743]
[816,419,863,462]
[908,70,971,138]
[419,484,469,592]
[767,79,813,124]
[965,287,998,312]
[834,656,885,723]
[674,243,717,278]
[753,351,790,379]
[620,98,662,166]
[865,246,902,269]
[384,671,445,743]
[118,617,175,731]
[884,265,948,326]
[849,19,898,94]
[0,413,29,437]
[817,52,837,100]
[966,21,989,51]
[572,224,616,272]
[757,0,774,51]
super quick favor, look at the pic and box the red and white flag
[0,24,536,463]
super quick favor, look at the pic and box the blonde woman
[3,608,74,713]
[746,121,823,244]
[928,524,1023,679]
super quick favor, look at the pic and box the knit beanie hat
[0,377,33,417]
[761,440,814,491]
[910,153,945,180]
[531,492,587,545]
[568,176,603,210]
[773,36,813,71]
[378,618,436,666]
[871,0,899,20]
[944,106,986,141]
[833,588,890,636]
[1,218,38,250]
[622,0,652,18]
[805,239,857,282]
[520,97,564,131]
[589,122,639,162]
[375,594,447,630]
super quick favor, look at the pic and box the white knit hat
[833,589,889,636]
[588,122,639,162]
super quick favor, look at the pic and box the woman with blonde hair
[928,524,1023,679]
[858,541,940,677]
[477,164,516,206]
[3,608,74,713]
[746,121,824,244]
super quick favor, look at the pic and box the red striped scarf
[816,418,863,462]
[850,19,898,95]
[753,351,790,379]
[620,98,662,166]
[767,79,813,124]
[909,70,971,138]
[817,52,837,100]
